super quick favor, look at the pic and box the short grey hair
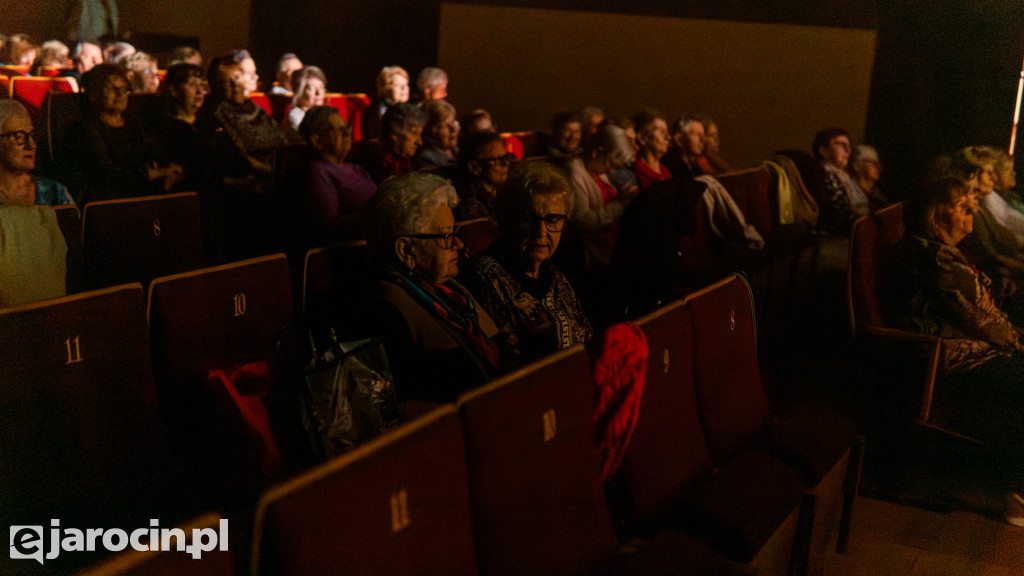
[671,115,701,136]
[416,67,448,94]
[0,100,29,130]
[365,172,459,263]
[850,144,880,170]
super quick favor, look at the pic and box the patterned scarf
[387,266,501,371]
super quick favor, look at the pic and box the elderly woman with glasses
[297,106,377,245]
[366,172,502,402]
[0,100,73,205]
[885,170,1024,526]
[453,131,513,223]
[466,162,592,364]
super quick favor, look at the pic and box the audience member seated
[297,105,377,246]
[365,172,502,402]
[465,162,593,364]
[565,125,639,270]
[884,174,1024,525]
[995,148,1023,212]
[662,114,705,182]
[1,34,37,66]
[71,64,182,204]
[0,103,70,308]
[69,41,102,80]
[0,100,73,206]
[157,63,215,195]
[197,55,290,183]
[168,45,202,67]
[361,65,409,141]
[959,146,1024,295]
[229,49,260,96]
[604,115,639,190]
[849,144,890,211]
[452,131,511,223]
[33,39,70,70]
[282,66,327,139]
[813,126,865,235]
[270,52,303,95]
[362,102,426,184]
[578,106,604,137]
[631,108,672,187]
[546,111,581,157]
[103,41,135,64]
[416,99,459,169]
[415,66,448,104]
[459,108,495,141]
[122,51,160,94]
[696,116,734,175]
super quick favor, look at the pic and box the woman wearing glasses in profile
[465,162,593,365]
[365,172,503,403]
[0,100,73,206]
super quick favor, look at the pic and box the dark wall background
[247,0,1023,194]
[866,1,1024,196]
[250,0,877,98]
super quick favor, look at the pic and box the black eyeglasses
[477,153,515,167]
[401,224,462,249]
[521,213,568,232]
[0,130,36,146]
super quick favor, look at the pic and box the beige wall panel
[439,3,876,169]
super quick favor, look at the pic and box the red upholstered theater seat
[248,92,273,116]
[458,345,751,576]
[251,406,479,576]
[0,285,191,575]
[500,132,524,160]
[301,239,373,344]
[346,93,371,141]
[81,192,205,292]
[0,64,30,76]
[52,75,79,93]
[323,93,350,120]
[848,203,904,334]
[75,514,234,576]
[10,76,54,115]
[53,204,85,293]
[148,254,312,514]
[38,65,73,77]
[609,302,806,575]
[43,91,82,162]
[684,274,861,574]
[268,92,291,122]
[715,167,775,241]
[455,217,499,261]
[515,130,545,159]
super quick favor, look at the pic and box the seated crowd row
[5,36,1024,528]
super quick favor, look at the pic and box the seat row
[1,267,860,576]
[0,73,79,114]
